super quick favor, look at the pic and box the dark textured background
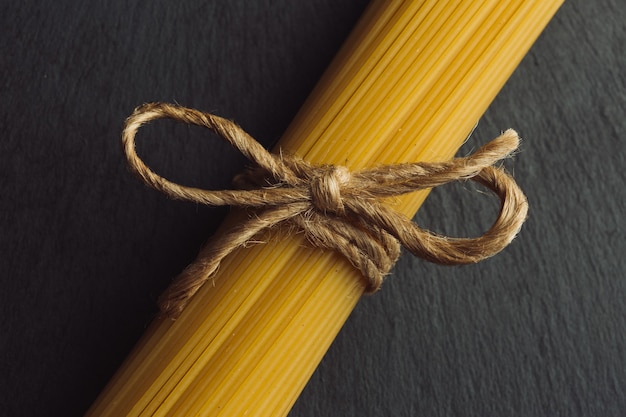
[2,1,625,416]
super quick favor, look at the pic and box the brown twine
[122,102,528,318]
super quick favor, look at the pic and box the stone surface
[1,1,625,416]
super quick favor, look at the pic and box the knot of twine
[123,102,528,318]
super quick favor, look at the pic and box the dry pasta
[86,1,563,415]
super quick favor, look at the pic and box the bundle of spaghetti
[86,1,562,416]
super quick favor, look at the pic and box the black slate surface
[2,1,625,416]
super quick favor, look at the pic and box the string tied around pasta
[123,102,528,318]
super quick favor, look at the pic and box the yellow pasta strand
[86,1,563,416]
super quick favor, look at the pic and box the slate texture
[1,1,625,416]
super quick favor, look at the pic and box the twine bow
[123,102,528,318]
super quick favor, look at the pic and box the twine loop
[123,102,528,318]
[309,165,351,214]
